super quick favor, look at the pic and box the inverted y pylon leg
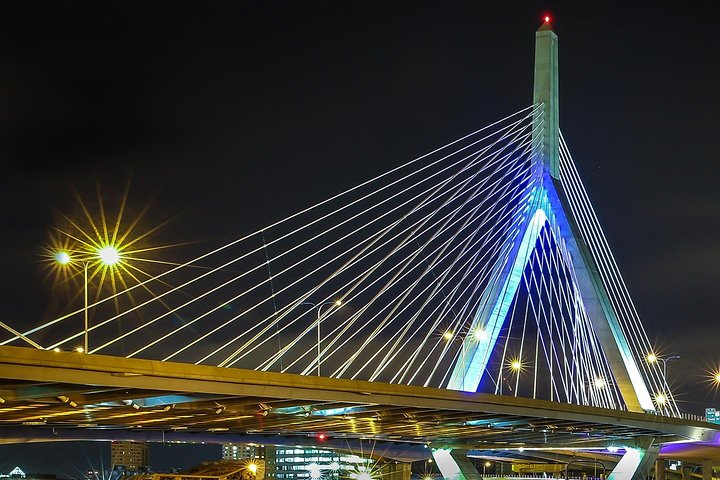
[608,438,659,480]
[431,448,481,480]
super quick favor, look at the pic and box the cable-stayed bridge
[1,20,717,480]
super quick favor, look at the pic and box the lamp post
[646,353,680,380]
[302,300,342,376]
[54,245,121,353]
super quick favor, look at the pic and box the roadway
[1,345,719,462]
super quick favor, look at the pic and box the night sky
[2,1,720,475]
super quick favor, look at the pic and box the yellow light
[473,328,489,341]
[714,372,720,384]
[54,251,71,265]
[594,377,606,389]
[646,353,658,364]
[510,360,522,371]
[655,393,667,406]
[335,300,342,306]
[75,346,85,353]
[443,330,453,341]
[247,463,257,475]
[53,347,61,353]
[98,245,121,266]
[484,461,491,467]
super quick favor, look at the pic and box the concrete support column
[655,459,666,480]
[431,449,481,480]
[703,459,713,480]
[608,438,659,480]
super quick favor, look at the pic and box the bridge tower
[446,17,655,414]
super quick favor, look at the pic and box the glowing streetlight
[308,463,322,480]
[53,251,91,353]
[247,463,258,476]
[97,245,121,266]
[714,372,720,384]
[53,243,123,353]
[54,251,71,265]
[443,330,453,341]
[594,377,606,389]
[646,353,680,380]
[655,393,668,407]
[510,359,522,372]
[473,328,488,342]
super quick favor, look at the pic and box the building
[111,441,149,472]
[222,444,266,461]
[152,461,260,480]
[266,447,409,480]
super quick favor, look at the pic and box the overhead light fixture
[56,395,77,407]
[215,405,225,414]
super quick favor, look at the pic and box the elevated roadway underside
[0,346,718,460]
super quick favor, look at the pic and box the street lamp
[646,353,680,380]
[54,244,122,353]
[302,300,342,376]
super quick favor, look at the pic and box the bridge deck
[0,346,716,450]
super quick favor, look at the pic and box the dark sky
[2,0,720,474]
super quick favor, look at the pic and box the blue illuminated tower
[446,19,654,413]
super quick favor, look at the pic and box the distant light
[53,347,61,353]
[247,463,258,475]
[54,251,71,265]
[329,462,340,471]
[75,346,85,353]
[423,476,433,480]
[357,473,373,480]
[544,15,551,23]
[308,463,322,479]
[98,245,121,266]
[646,353,658,364]
[714,372,720,384]
[510,359,522,371]
[518,447,525,452]
[607,446,619,453]
[443,330,453,341]
[473,328,489,342]
[594,377,606,389]
[317,433,327,441]
[655,393,668,406]
[334,300,342,306]
[484,461,491,467]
